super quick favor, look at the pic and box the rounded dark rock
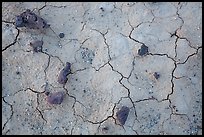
[59,33,65,38]
[15,9,50,30]
[100,7,105,12]
[153,72,160,79]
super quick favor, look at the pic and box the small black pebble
[100,7,104,12]
[16,71,20,75]
[45,91,50,96]
[138,44,149,56]
[153,72,160,79]
[59,33,65,38]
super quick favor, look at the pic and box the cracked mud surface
[2,2,202,135]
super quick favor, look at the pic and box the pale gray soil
[2,2,202,135]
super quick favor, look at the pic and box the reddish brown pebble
[59,33,65,38]
[47,91,64,105]
[153,72,160,79]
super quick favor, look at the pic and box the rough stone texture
[2,2,202,135]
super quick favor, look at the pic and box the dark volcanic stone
[16,71,20,75]
[116,106,130,125]
[138,44,149,56]
[59,33,65,38]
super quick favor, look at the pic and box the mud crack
[38,2,47,11]
[2,27,20,52]
[2,97,14,131]
[108,62,138,122]
[177,46,202,65]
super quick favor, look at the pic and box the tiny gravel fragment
[154,72,160,79]
[45,91,50,96]
[16,71,20,75]
[59,33,65,38]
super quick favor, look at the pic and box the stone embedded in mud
[15,9,50,30]
[138,44,149,56]
[15,15,25,27]
[153,72,160,79]
[16,71,20,75]
[58,62,71,84]
[59,33,65,38]
[80,47,95,64]
[30,40,43,52]
[47,91,64,105]
[116,106,130,125]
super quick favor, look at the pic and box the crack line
[2,97,14,131]
[108,62,138,121]
[177,47,202,65]
[2,27,20,52]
